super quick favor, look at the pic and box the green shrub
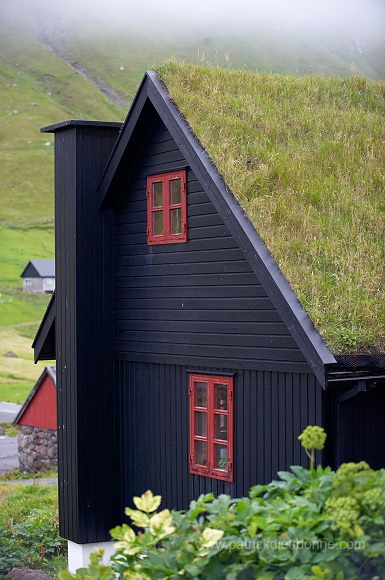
[59,428,385,578]
[60,464,385,579]
[0,422,19,437]
[0,483,67,577]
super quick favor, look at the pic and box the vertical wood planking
[117,361,323,509]
[51,122,121,543]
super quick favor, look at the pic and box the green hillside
[0,1,126,400]
[0,0,384,400]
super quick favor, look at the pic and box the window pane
[215,444,228,470]
[215,384,228,410]
[170,208,182,234]
[152,181,163,207]
[153,211,164,236]
[215,414,228,441]
[195,411,207,437]
[196,441,207,466]
[170,178,182,205]
[195,382,207,407]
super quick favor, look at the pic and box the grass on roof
[157,62,385,353]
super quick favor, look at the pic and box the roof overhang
[32,291,56,363]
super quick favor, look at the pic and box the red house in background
[13,367,57,471]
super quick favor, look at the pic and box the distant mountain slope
[0,1,125,228]
[34,7,385,110]
[0,0,125,355]
[1,0,384,229]
[0,0,383,395]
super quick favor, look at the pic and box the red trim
[189,373,234,482]
[147,170,187,245]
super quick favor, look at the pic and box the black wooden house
[34,69,385,548]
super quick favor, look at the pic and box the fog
[50,0,385,39]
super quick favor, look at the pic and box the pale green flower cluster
[298,425,326,451]
[324,496,360,531]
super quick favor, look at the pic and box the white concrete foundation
[67,540,116,573]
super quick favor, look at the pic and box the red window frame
[146,170,187,245]
[189,373,234,482]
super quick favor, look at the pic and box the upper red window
[146,170,187,245]
[189,373,234,482]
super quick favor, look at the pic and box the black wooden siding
[114,115,309,373]
[116,361,322,511]
[334,381,385,469]
[47,122,121,543]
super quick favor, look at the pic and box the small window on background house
[146,170,187,245]
[189,373,234,482]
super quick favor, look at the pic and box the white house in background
[20,260,55,293]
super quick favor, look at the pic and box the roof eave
[97,74,150,208]
[32,291,56,363]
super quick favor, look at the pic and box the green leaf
[353,524,365,538]
[200,527,224,548]
[185,563,201,576]
[125,507,150,528]
[290,465,310,484]
[285,566,311,579]
[132,490,162,513]
[249,484,266,498]
[364,541,385,555]
[58,572,75,580]
[249,516,267,531]
[277,470,295,482]
[311,565,328,578]
[149,509,175,537]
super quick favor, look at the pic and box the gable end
[99,71,336,387]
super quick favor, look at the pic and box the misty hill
[0,0,384,397]
[1,0,384,228]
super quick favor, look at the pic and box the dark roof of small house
[20,260,55,279]
[13,366,56,426]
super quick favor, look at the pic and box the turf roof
[156,62,385,354]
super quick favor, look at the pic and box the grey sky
[47,0,385,39]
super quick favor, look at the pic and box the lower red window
[189,373,234,482]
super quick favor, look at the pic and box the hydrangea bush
[60,427,385,579]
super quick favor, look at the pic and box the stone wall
[18,425,57,471]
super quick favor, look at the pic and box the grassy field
[0,327,49,403]
[0,223,54,402]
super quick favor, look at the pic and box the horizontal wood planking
[116,341,307,364]
[114,114,308,371]
[116,361,323,511]
[115,319,290,335]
